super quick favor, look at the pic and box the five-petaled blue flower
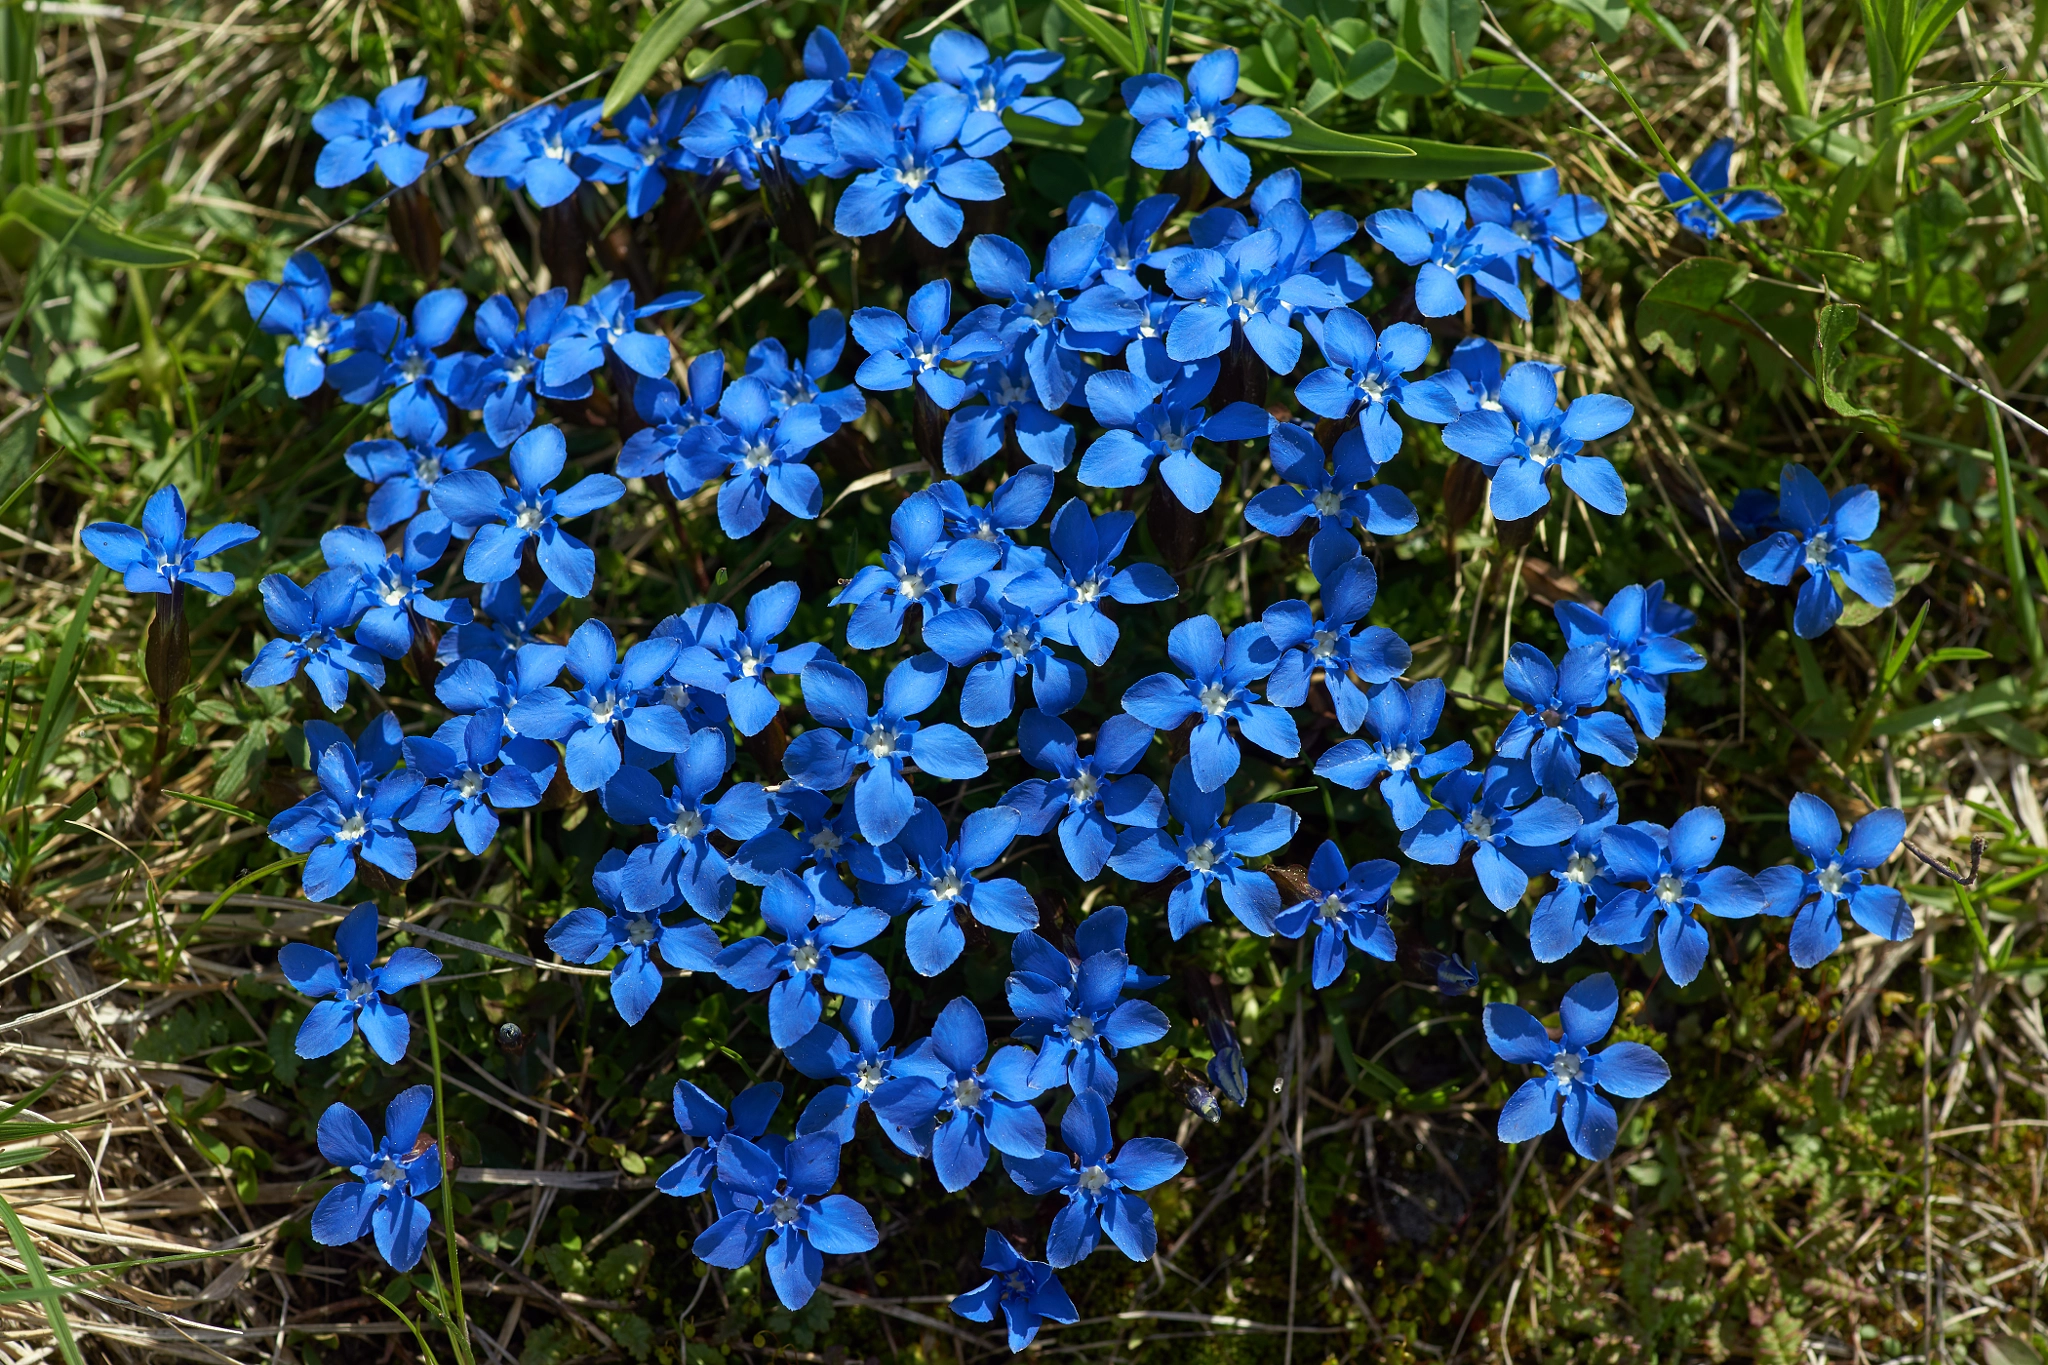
[1163,228,1344,376]
[1001,711,1164,879]
[83,485,256,598]
[1245,422,1421,582]
[510,618,690,792]
[971,228,1141,411]
[926,32,1078,156]
[543,281,701,391]
[545,848,722,1025]
[1077,341,1269,513]
[1274,841,1399,988]
[243,569,384,710]
[834,488,1002,649]
[345,401,495,544]
[313,77,474,188]
[1007,910,1170,1096]
[1736,463,1896,639]
[851,279,1005,410]
[1121,615,1296,793]
[925,591,1083,726]
[745,310,869,428]
[1121,49,1293,200]
[1526,775,1622,963]
[787,999,920,1152]
[1465,169,1607,300]
[665,581,829,737]
[952,1231,1080,1353]
[1497,643,1640,794]
[267,715,424,901]
[279,901,443,1063]
[329,288,471,429]
[1443,362,1633,522]
[465,100,605,207]
[1294,308,1458,463]
[1315,678,1474,829]
[1589,806,1766,985]
[244,253,355,397]
[692,1130,881,1310]
[1401,764,1582,910]
[1486,973,1670,1160]
[1003,1090,1186,1265]
[451,288,582,447]
[1262,557,1411,736]
[1108,758,1300,938]
[603,729,773,918]
[400,711,547,856]
[432,424,625,599]
[868,801,1038,976]
[1554,582,1703,739]
[872,996,1047,1192]
[680,376,831,538]
[1366,188,1528,319]
[714,869,891,1048]
[831,91,1005,247]
[1004,499,1179,666]
[1759,793,1910,967]
[1660,138,1784,239]
[310,1086,441,1271]
[320,526,473,660]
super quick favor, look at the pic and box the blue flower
[509,618,690,791]
[450,288,582,447]
[941,339,1077,476]
[1068,190,1181,298]
[1552,582,1702,739]
[683,77,822,191]
[830,92,1006,247]
[581,90,697,216]
[1188,170,1371,301]
[923,592,1082,727]
[1487,973,1669,1159]
[313,78,473,188]
[693,1130,881,1310]
[600,731,772,918]
[867,801,1038,975]
[787,999,920,1151]
[431,424,625,598]
[328,289,471,429]
[929,469,1053,573]
[1204,1013,1250,1105]
[1001,711,1164,879]
[243,253,354,397]
[733,786,864,885]
[971,229,1143,410]
[464,100,605,207]
[951,1231,1080,1352]
[745,310,869,428]
[1108,757,1300,938]
[1077,340,1270,512]
[1526,775,1622,963]
[657,1079,782,1198]
[1435,952,1479,995]
[714,870,891,1047]
[781,656,989,845]
[242,570,383,710]
[618,356,725,493]
[1400,765,1582,910]
[543,281,701,390]
[1759,793,1910,967]
[1294,307,1458,463]
[1736,463,1896,638]
[1274,842,1398,988]
[1497,643,1640,793]
[345,402,495,544]
[433,647,566,782]
[82,485,256,598]
[1243,423,1418,581]
[1121,49,1292,199]
[1442,362,1633,521]
[872,997,1047,1191]
[1121,615,1296,793]
[926,32,1078,156]
[1465,169,1607,300]
[1659,138,1784,239]
[679,377,830,538]
[398,712,546,856]
[1007,908,1170,1095]
[1003,1090,1186,1264]
[545,848,721,1025]
[267,715,424,900]
[1315,678,1473,828]
[310,1087,441,1271]
[439,578,567,670]
[664,581,829,737]
[1590,807,1767,985]
[279,901,443,1062]
[1429,336,1511,414]
[832,488,1003,649]
[319,526,473,660]
[1365,188,1528,319]
[851,279,1005,411]
[1002,498,1178,665]
[1262,557,1411,735]
[1163,228,1345,375]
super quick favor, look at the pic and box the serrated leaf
[1454,65,1551,116]
[603,0,722,119]
[1813,302,1897,432]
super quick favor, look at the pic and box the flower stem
[419,979,476,1365]
[1984,395,2045,682]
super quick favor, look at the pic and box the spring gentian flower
[1003,1091,1186,1264]
[243,253,353,397]
[618,355,726,491]
[464,100,605,207]
[864,802,1037,976]
[851,279,1005,409]
[83,486,256,597]
[280,901,443,1062]
[310,1087,441,1272]
[1315,678,1473,829]
[1659,138,1784,238]
[1429,335,1510,414]
[451,289,580,447]
[1244,422,1419,581]
[1274,842,1398,988]
[692,1131,882,1310]
[941,340,1077,475]
[1526,775,1622,963]
[1365,189,1528,319]
[431,424,625,598]
[603,730,773,918]
[1067,190,1180,298]
[1590,807,1767,985]
[1736,463,1896,639]
[545,848,721,1025]
[926,32,1078,156]
[1121,615,1295,793]
[266,715,424,900]
[544,281,701,390]
[1486,973,1669,1159]
[1007,918,1170,1096]
[431,656,567,795]
[346,402,495,542]
[1554,582,1703,738]
[745,310,869,428]
[833,488,1003,648]
[439,578,567,669]
[1497,643,1639,793]
[313,78,473,188]
[1108,758,1300,938]
[714,870,890,1047]
[1400,765,1583,910]
[1121,49,1292,199]
[1000,711,1164,879]
[1759,793,1910,967]
[872,997,1047,1191]
[1465,169,1607,300]
[509,619,689,791]
[1163,228,1345,375]
[789,999,920,1151]
[924,594,1083,726]
[971,229,1143,410]
[683,77,818,189]
[952,1232,1079,1352]
[582,90,697,216]
[1442,363,1632,520]
[658,1080,783,1198]
[328,289,470,428]
[399,712,546,856]
[831,93,1006,247]
[931,467,1054,569]
[781,656,989,845]
[320,526,473,659]
[1262,557,1411,735]
[242,570,383,709]
[680,378,831,538]
[664,581,828,737]
[1077,342,1269,512]
[1003,499,1178,666]
[1294,308,1456,461]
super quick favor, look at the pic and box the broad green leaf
[1552,0,1630,41]
[1813,302,1897,432]
[1236,111,1412,158]
[1303,18,1343,86]
[1636,257,1755,388]
[1415,0,1478,79]
[1002,107,1112,154]
[1756,0,1809,116]
[1388,45,1452,96]
[1626,0,1691,48]
[1282,135,1547,181]
[1302,78,1342,115]
[1049,0,1143,76]
[604,0,722,118]
[1261,21,1300,91]
[1454,65,1551,116]
[1,186,193,268]
[1784,114,1876,165]
[1341,40,1399,100]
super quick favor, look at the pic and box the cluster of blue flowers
[83,26,1900,1345]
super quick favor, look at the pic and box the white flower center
[1817,861,1848,896]
[1464,811,1495,841]
[1066,1013,1096,1042]
[1077,1163,1110,1192]
[587,698,617,727]
[1197,682,1231,716]
[862,725,898,759]
[1654,873,1686,904]
[854,1059,887,1091]
[1549,1050,1582,1087]
[897,572,928,600]
[1318,894,1346,920]
[1565,852,1600,885]
[1025,296,1059,327]
[1074,576,1104,603]
[1187,840,1219,873]
[346,976,377,1001]
[735,647,762,677]
[303,319,332,349]
[1385,744,1416,772]
[380,582,409,607]
[742,440,775,470]
[771,1195,801,1225]
[930,870,966,901]
[1527,433,1557,466]
[415,455,443,485]
[1313,488,1343,517]
[952,1076,983,1109]
[790,942,821,973]
[626,914,659,946]
[514,504,544,532]
[894,163,930,190]
[669,810,705,841]
[376,1157,406,1186]
[811,827,843,853]
[456,769,486,800]
[1311,628,1339,660]
[1185,113,1216,139]
[1067,770,1099,803]
[335,814,368,843]
[400,352,430,382]
[1002,626,1034,659]
[1607,647,1630,678]
[1805,533,1835,569]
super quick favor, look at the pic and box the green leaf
[1551,0,1630,41]
[1625,0,1691,48]
[1454,65,1552,116]
[1881,603,1929,687]
[161,788,261,822]
[683,40,758,81]
[1341,39,1399,100]
[2,185,194,268]
[1387,44,1453,96]
[604,0,722,119]
[0,1196,83,1365]
[1049,0,1144,76]
[1756,0,1809,116]
[1635,257,1755,388]
[1784,113,1876,165]
[1282,135,1549,182]
[1235,111,1412,157]
[1303,18,1343,86]
[1261,21,1300,92]
[1813,302,1897,432]
[1002,106,1112,154]
[1415,0,1479,79]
